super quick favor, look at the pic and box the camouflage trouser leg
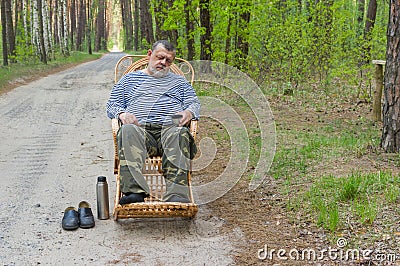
[117,123,197,200]
[117,124,157,195]
[160,126,197,201]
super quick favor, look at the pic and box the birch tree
[58,0,69,55]
[36,0,47,63]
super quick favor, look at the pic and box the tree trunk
[139,0,154,46]
[103,2,108,50]
[37,0,47,63]
[357,0,365,37]
[42,0,53,60]
[53,0,59,45]
[76,0,85,51]
[381,0,400,152]
[236,0,251,67]
[154,0,169,41]
[200,0,211,61]
[361,0,377,64]
[133,0,139,50]
[63,0,69,55]
[200,0,212,73]
[1,0,8,65]
[185,0,194,60]
[70,0,76,49]
[95,0,105,51]
[86,0,92,54]
[22,0,29,47]
[121,0,133,50]
[224,10,232,65]
[5,0,15,59]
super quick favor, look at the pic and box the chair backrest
[114,55,195,85]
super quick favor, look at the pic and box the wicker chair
[112,55,198,220]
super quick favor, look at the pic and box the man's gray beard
[149,65,169,78]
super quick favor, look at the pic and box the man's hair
[152,40,176,53]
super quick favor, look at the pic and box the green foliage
[153,0,388,97]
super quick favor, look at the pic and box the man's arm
[182,82,201,120]
[106,81,127,119]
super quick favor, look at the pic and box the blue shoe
[62,207,79,230]
[78,201,95,229]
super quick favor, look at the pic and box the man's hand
[118,112,139,125]
[177,110,193,126]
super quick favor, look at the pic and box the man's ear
[146,49,152,57]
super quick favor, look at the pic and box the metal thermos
[96,176,110,219]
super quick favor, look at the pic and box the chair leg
[113,172,121,220]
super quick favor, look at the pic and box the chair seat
[113,202,198,219]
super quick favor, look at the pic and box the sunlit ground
[110,45,122,52]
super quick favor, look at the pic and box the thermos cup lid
[98,176,107,182]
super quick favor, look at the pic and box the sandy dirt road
[0,53,239,265]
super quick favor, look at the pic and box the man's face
[147,45,175,78]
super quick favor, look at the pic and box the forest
[0,0,390,91]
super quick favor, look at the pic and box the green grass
[297,171,400,232]
[269,104,382,179]
[0,51,102,93]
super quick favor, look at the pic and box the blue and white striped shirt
[106,71,200,125]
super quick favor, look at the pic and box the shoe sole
[62,225,79,230]
[80,224,95,229]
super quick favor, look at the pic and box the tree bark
[121,0,133,50]
[1,0,8,65]
[185,0,195,60]
[42,0,53,60]
[37,0,47,63]
[133,0,139,50]
[200,0,212,73]
[200,0,211,61]
[70,0,76,49]
[86,0,92,54]
[381,0,400,152]
[76,0,85,51]
[5,0,15,58]
[95,0,105,51]
[361,0,377,64]
[139,0,154,46]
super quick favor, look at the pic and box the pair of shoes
[119,192,145,205]
[62,201,95,230]
[165,195,191,203]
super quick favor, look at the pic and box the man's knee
[117,124,145,143]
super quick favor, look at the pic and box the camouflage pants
[117,123,197,201]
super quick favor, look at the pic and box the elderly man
[106,40,200,204]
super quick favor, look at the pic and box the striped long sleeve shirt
[106,71,201,125]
